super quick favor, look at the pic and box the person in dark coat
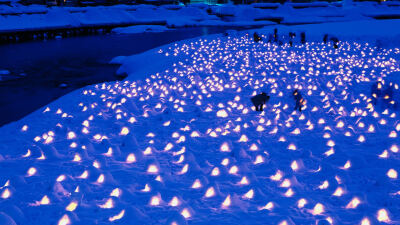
[293,89,305,112]
[273,28,278,43]
[330,37,339,49]
[289,32,296,47]
[251,92,270,111]
[253,32,262,43]
[323,34,329,44]
[300,32,306,45]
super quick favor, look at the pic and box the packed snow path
[1,34,400,225]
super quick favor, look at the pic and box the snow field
[0,32,400,224]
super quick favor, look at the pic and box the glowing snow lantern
[297,198,307,208]
[142,184,151,192]
[191,179,202,189]
[358,135,366,143]
[205,187,215,198]
[222,195,231,208]
[377,209,390,223]
[342,161,351,169]
[319,180,329,189]
[110,188,121,198]
[211,167,220,176]
[97,174,105,183]
[169,196,180,207]
[379,150,388,158]
[361,218,370,225]
[73,154,81,162]
[21,125,28,132]
[238,135,248,142]
[243,189,254,199]
[57,175,66,182]
[250,144,258,151]
[179,164,189,174]
[270,170,283,181]
[1,189,10,199]
[27,167,37,176]
[109,210,125,222]
[312,203,324,215]
[126,153,136,163]
[387,169,398,179]
[229,166,238,174]
[22,149,31,158]
[280,179,291,188]
[217,109,228,118]
[390,145,399,153]
[66,201,78,211]
[220,142,230,152]
[346,197,361,209]
[40,195,50,205]
[93,161,100,169]
[259,202,274,211]
[239,176,249,185]
[58,215,71,225]
[291,161,299,171]
[288,144,297,150]
[333,187,344,197]
[44,136,53,144]
[150,196,161,206]
[284,188,294,197]
[181,208,191,219]
[67,132,76,139]
[291,128,300,135]
[78,170,89,179]
[147,165,158,174]
[120,127,129,136]
[254,155,264,165]
[99,198,114,209]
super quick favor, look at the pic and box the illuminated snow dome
[1,33,400,225]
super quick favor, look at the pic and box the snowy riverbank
[0,19,400,224]
[2,1,400,33]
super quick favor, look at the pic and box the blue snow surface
[1,27,400,225]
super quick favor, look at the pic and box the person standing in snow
[274,28,278,43]
[330,37,339,49]
[293,89,305,112]
[251,92,270,112]
[323,34,329,44]
[289,32,296,47]
[253,32,262,43]
[300,32,306,45]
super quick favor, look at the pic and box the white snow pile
[1,21,400,225]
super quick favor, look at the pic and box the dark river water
[0,26,258,127]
